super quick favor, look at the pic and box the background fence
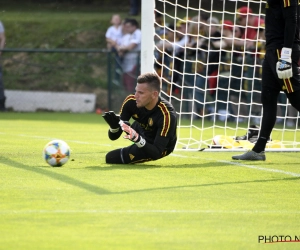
[2,49,140,112]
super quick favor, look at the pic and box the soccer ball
[43,139,70,167]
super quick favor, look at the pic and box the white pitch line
[171,153,300,177]
[1,209,300,215]
[0,132,113,147]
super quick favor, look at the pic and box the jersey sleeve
[119,94,136,122]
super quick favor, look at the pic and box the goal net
[142,0,300,151]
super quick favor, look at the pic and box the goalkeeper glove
[102,111,120,133]
[276,47,293,79]
[119,120,146,148]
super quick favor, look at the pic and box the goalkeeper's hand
[119,120,146,148]
[102,111,120,132]
[276,47,293,79]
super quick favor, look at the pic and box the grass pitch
[0,112,300,250]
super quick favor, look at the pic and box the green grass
[1,112,300,250]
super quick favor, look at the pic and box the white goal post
[141,0,300,151]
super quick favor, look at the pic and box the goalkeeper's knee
[106,149,124,164]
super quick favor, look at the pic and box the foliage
[1,8,138,91]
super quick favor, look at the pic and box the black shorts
[262,49,300,93]
[120,143,172,164]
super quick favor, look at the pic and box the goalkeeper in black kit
[102,72,177,164]
[233,0,300,160]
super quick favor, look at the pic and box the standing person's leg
[286,91,300,114]
[285,50,300,113]
[232,50,280,160]
[252,85,279,153]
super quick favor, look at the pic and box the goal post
[140,0,155,74]
[141,0,300,151]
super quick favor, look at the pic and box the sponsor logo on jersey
[148,117,153,126]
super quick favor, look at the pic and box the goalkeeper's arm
[102,111,122,141]
[108,128,123,141]
[119,120,170,160]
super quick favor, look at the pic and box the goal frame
[141,0,300,152]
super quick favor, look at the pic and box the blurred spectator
[117,18,141,93]
[172,17,190,85]
[234,6,260,49]
[105,14,125,86]
[129,0,139,16]
[174,17,190,54]
[155,23,176,72]
[0,20,6,111]
[216,23,248,122]
[156,24,176,53]
[154,11,165,43]
[105,14,123,50]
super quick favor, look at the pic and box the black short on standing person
[232,0,300,161]
[102,72,177,164]
[0,20,6,111]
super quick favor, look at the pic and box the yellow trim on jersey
[119,94,135,114]
[131,158,152,164]
[276,49,280,59]
[158,102,171,137]
[283,78,294,93]
[283,0,290,7]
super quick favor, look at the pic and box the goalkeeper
[233,0,300,161]
[102,72,177,164]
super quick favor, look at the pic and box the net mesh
[153,0,300,151]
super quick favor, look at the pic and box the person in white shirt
[105,14,123,50]
[0,21,6,111]
[117,18,141,93]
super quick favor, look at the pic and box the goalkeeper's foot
[232,150,266,161]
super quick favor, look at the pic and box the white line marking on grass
[224,161,300,177]
[0,132,112,147]
[1,209,300,215]
[171,153,300,177]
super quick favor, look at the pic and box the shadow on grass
[116,176,300,195]
[2,156,299,196]
[0,157,110,195]
[85,161,231,170]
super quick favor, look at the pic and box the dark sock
[252,137,268,153]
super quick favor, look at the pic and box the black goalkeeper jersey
[118,95,177,156]
[265,0,300,50]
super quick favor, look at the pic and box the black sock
[253,137,268,153]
